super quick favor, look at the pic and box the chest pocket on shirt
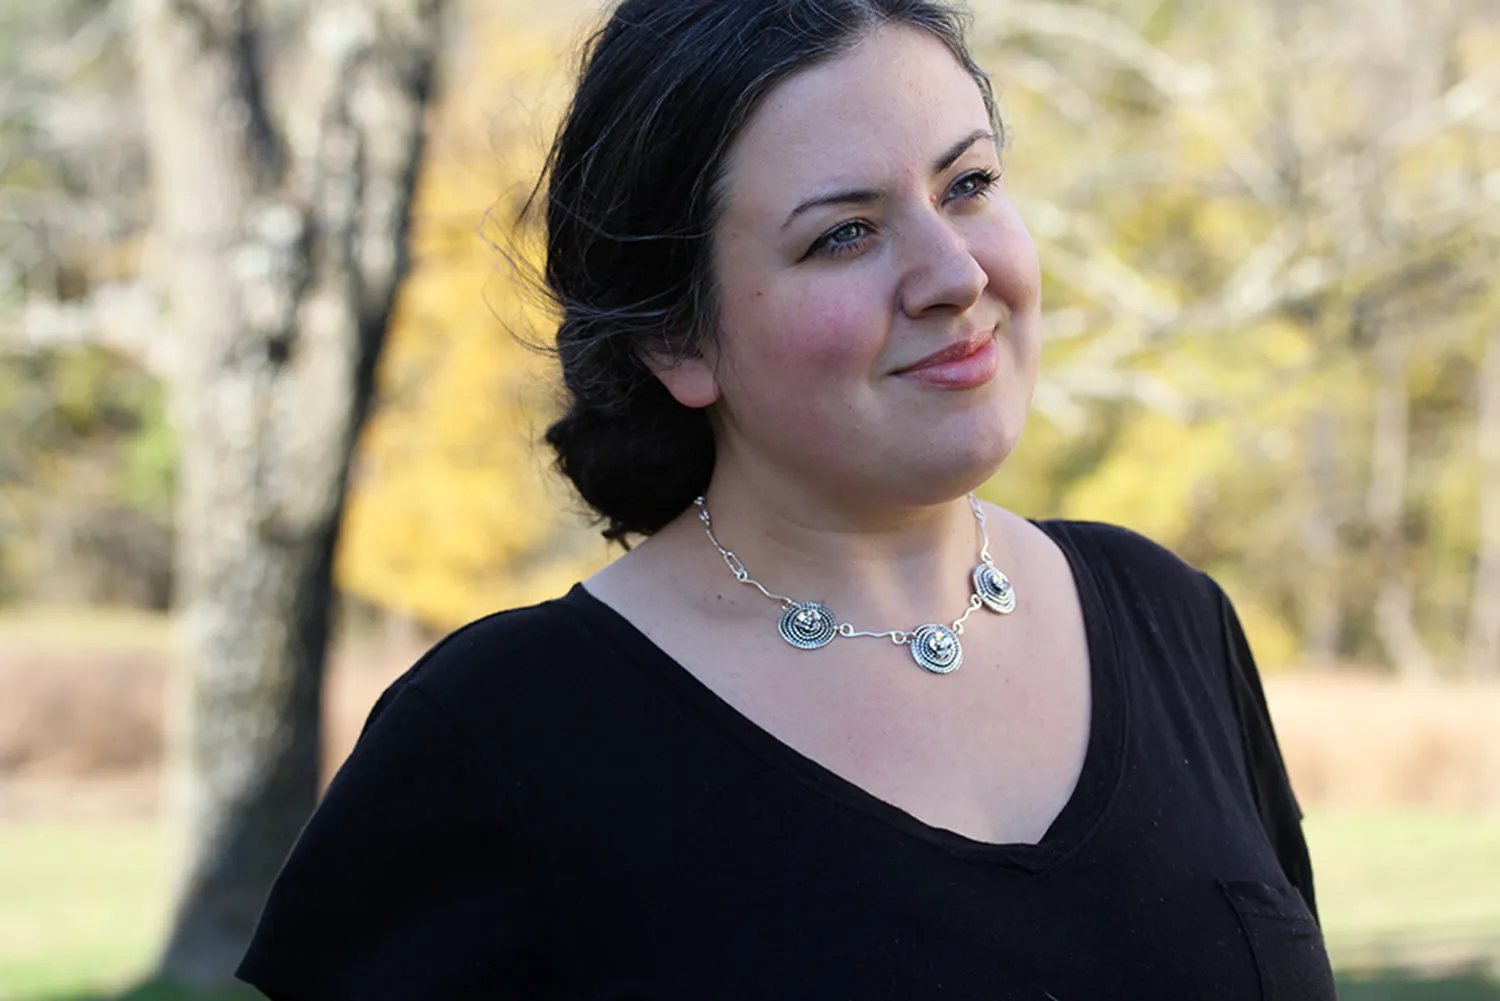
[1219,879,1338,1001]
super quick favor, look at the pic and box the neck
[678,463,998,630]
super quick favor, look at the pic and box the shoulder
[1035,518,1195,572]
[239,614,566,999]
[362,586,609,752]
[1035,518,1220,603]
[1035,518,1234,663]
[405,592,585,688]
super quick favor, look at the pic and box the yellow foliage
[1189,199,1269,261]
[336,10,611,627]
[1061,411,1223,539]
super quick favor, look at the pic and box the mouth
[894,331,997,376]
[890,326,1002,390]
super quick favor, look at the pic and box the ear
[640,346,721,409]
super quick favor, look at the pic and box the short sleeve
[1215,587,1320,923]
[236,681,551,1000]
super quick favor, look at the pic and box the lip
[894,331,999,390]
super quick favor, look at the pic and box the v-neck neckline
[559,519,1127,874]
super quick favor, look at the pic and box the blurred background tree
[0,0,170,611]
[6,0,450,986]
[970,0,1500,678]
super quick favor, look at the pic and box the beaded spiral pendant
[973,563,1016,614]
[910,623,963,674]
[779,602,838,649]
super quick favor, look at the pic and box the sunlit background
[2,0,1499,997]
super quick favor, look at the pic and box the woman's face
[658,24,1042,509]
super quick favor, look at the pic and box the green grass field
[0,820,167,1000]
[1,811,1497,1000]
[1310,813,1500,960]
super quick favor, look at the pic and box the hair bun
[545,381,715,541]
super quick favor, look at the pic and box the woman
[238,1,1337,998]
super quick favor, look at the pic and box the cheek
[723,278,887,383]
[981,210,1042,312]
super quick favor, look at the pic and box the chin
[950,396,1028,474]
[880,415,1025,508]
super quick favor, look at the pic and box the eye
[945,167,1001,203]
[808,219,874,259]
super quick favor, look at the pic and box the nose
[897,210,987,318]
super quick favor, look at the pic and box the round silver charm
[973,563,1016,614]
[779,602,838,650]
[909,623,962,674]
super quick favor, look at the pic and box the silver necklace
[694,494,1016,675]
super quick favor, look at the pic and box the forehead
[721,24,991,212]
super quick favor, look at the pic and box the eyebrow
[780,128,997,229]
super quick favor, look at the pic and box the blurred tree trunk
[1300,406,1343,664]
[127,0,446,986]
[1468,319,1500,679]
[1366,327,1436,681]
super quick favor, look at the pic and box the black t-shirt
[237,520,1337,1000]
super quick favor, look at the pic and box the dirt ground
[0,625,422,817]
[1266,673,1500,811]
[2,623,1499,818]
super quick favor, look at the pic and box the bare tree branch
[990,0,1215,99]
